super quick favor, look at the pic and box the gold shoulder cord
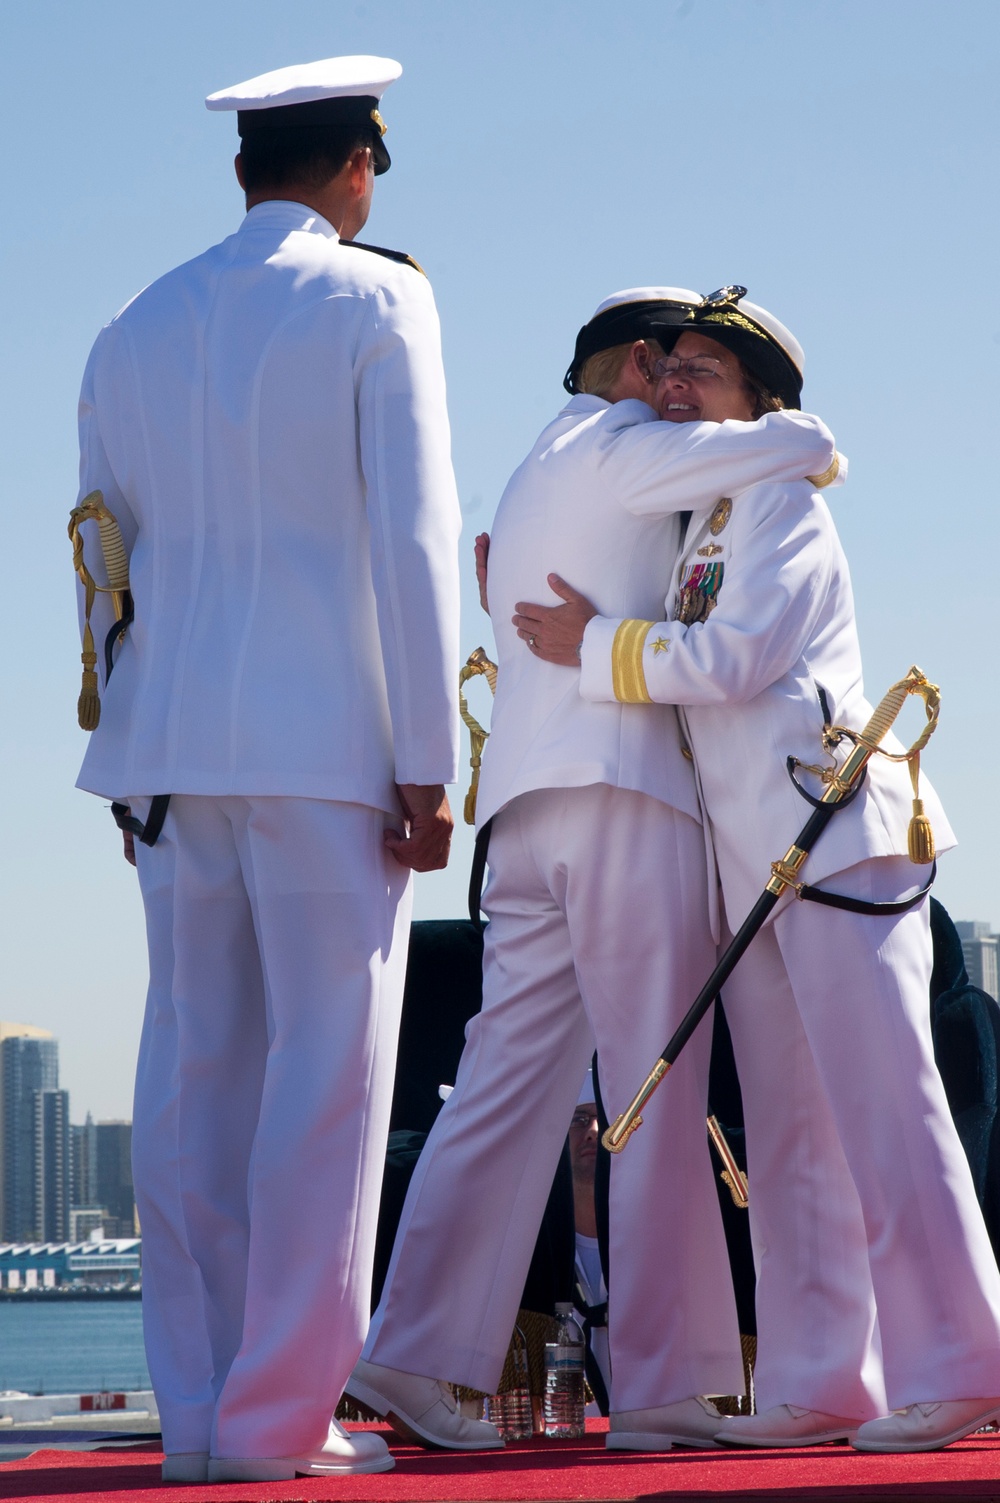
[459,647,498,824]
[67,490,131,730]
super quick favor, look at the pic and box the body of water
[0,1299,150,1394]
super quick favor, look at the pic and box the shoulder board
[346,240,426,277]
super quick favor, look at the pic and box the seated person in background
[569,1071,610,1415]
[514,287,1000,1453]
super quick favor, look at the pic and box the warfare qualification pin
[709,498,733,536]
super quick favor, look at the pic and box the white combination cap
[589,286,703,320]
[206,55,402,173]
[565,285,703,393]
[686,286,804,408]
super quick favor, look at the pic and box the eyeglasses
[570,1109,598,1131]
[652,355,724,382]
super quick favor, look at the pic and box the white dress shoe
[207,1420,394,1481]
[346,1357,504,1450]
[852,1397,1000,1452]
[716,1403,861,1447]
[607,1396,727,1450]
[160,1452,209,1483]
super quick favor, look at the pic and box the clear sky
[2,0,998,1120]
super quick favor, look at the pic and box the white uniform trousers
[366,783,745,1411]
[132,795,411,1459]
[722,854,1000,1414]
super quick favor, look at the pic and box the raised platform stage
[2,1420,1000,1502]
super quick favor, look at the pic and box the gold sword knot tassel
[68,490,131,731]
[459,647,499,824]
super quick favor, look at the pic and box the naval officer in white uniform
[348,289,844,1452]
[73,56,461,1483]
[517,289,1000,1452]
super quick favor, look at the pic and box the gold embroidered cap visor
[564,290,702,394]
[686,293,804,410]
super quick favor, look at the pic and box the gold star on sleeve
[652,636,670,655]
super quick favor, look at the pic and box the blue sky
[2,0,998,1117]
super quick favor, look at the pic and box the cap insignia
[370,107,387,137]
[651,636,670,656]
[701,285,747,310]
[697,543,724,557]
[709,498,733,535]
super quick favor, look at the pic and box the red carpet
[3,1422,1000,1502]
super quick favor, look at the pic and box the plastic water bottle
[543,1302,585,1438]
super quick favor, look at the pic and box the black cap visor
[238,94,391,174]
[564,300,695,394]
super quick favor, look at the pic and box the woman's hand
[512,574,599,667]
[474,532,490,615]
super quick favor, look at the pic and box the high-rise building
[71,1113,98,1209]
[0,1023,54,1240]
[1,1026,61,1242]
[96,1121,135,1237]
[35,1088,71,1242]
[954,922,1000,1001]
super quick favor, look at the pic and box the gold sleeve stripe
[806,452,841,489]
[611,619,655,704]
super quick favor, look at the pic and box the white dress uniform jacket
[479,398,842,831]
[581,478,954,924]
[77,199,460,807]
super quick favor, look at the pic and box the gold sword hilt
[602,1059,671,1153]
[767,666,940,898]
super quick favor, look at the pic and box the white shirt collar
[561,392,610,416]
[241,200,339,240]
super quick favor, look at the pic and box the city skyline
[0,1026,135,1243]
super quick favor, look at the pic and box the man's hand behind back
[386,784,454,871]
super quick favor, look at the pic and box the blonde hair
[576,338,665,399]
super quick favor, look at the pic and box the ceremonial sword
[603,665,941,1154]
